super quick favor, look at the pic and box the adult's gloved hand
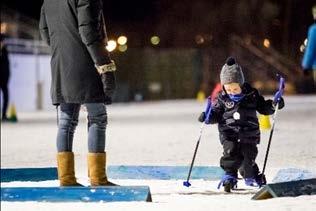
[101,72,116,105]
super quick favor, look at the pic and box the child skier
[199,57,284,192]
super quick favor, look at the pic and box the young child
[199,57,284,192]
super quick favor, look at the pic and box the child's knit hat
[220,57,245,85]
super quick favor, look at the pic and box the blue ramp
[252,178,316,200]
[272,168,316,183]
[1,186,152,202]
[1,166,224,182]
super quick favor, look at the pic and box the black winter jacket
[209,83,277,144]
[39,0,111,105]
[0,46,10,86]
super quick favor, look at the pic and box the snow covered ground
[1,96,316,210]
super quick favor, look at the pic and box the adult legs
[56,103,81,186]
[56,103,80,152]
[85,103,115,186]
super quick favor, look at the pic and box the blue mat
[108,166,224,180]
[1,186,152,202]
[1,166,224,182]
[1,167,57,182]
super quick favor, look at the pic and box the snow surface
[1,96,316,210]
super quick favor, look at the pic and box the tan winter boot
[88,152,116,186]
[57,152,82,186]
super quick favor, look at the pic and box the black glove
[101,72,116,105]
[273,97,285,110]
[198,112,206,122]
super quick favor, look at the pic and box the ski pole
[183,98,212,187]
[183,122,205,187]
[261,76,285,183]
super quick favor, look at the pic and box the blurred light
[304,38,308,46]
[313,5,316,17]
[263,39,270,48]
[1,22,8,33]
[150,36,160,45]
[300,44,305,53]
[106,40,117,52]
[148,82,161,93]
[117,36,127,45]
[118,44,128,52]
[195,35,204,44]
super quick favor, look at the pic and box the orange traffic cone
[7,104,18,122]
[259,114,270,130]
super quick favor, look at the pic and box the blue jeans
[57,103,107,153]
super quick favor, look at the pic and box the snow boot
[245,174,266,187]
[255,173,266,187]
[217,174,238,192]
[57,152,82,186]
[244,178,259,187]
[88,152,116,186]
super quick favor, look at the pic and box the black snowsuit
[39,0,111,105]
[209,83,282,178]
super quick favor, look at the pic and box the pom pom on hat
[226,57,236,66]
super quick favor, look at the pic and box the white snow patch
[2,96,316,211]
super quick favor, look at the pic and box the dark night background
[2,0,315,50]
[1,0,316,98]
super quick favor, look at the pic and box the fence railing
[4,38,50,54]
